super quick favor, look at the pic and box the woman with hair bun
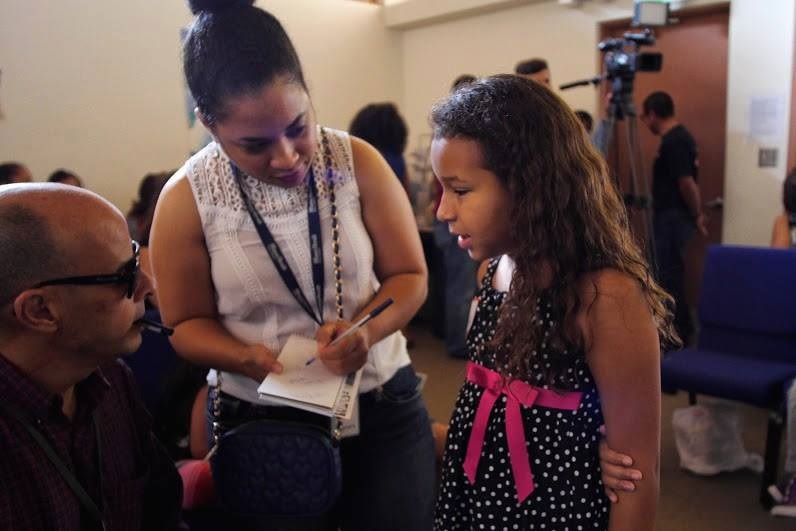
[150,1,434,529]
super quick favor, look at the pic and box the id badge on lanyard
[232,163,326,325]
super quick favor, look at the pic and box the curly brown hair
[430,74,677,388]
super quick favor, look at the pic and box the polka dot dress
[435,259,609,530]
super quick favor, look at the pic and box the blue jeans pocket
[378,366,422,404]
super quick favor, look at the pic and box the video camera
[599,30,662,81]
[559,1,668,103]
[597,29,662,117]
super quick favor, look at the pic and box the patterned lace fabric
[182,126,410,401]
[188,125,355,220]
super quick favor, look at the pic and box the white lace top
[185,126,409,404]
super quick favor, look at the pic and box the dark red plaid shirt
[0,356,182,531]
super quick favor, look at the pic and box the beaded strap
[321,127,344,321]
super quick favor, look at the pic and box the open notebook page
[257,335,342,409]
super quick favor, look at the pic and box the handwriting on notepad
[257,334,363,419]
[258,335,341,409]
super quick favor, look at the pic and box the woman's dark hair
[784,167,796,214]
[515,58,548,76]
[183,0,306,125]
[430,75,676,387]
[47,169,82,186]
[129,173,169,219]
[349,103,408,154]
[130,172,170,245]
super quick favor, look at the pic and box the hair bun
[187,0,255,15]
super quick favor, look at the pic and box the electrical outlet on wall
[758,148,778,168]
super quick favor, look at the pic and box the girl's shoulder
[577,268,642,302]
[575,268,653,351]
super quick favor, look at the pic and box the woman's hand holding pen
[315,320,370,375]
[239,343,283,382]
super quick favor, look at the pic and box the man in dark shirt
[0,184,182,530]
[641,91,707,345]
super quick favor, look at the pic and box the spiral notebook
[257,335,361,420]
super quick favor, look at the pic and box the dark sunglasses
[31,240,141,299]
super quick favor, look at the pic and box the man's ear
[11,290,60,333]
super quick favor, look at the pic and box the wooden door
[599,4,730,309]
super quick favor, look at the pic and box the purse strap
[322,128,344,321]
[0,401,106,529]
[206,127,345,460]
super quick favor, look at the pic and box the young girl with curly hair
[431,74,676,531]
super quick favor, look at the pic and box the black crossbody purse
[208,128,346,516]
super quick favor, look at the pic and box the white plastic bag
[672,398,763,475]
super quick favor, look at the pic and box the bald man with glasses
[0,184,182,531]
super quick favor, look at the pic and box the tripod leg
[622,118,657,273]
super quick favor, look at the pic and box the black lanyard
[0,402,106,530]
[232,163,326,325]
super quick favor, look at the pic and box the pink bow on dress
[462,362,583,504]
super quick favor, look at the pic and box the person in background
[515,57,551,86]
[0,183,182,530]
[431,75,669,531]
[150,1,435,529]
[48,168,84,187]
[641,91,706,346]
[135,172,171,306]
[768,167,796,516]
[575,109,594,134]
[771,167,796,248]
[127,172,169,241]
[0,161,33,184]
[349,102,410,194]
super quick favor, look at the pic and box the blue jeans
[432,219,478,358]
[206,365,435,530]
[653,209,696,345]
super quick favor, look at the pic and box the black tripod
[560,29,662,271]
[601,77,658,272]
[561,73,657,271]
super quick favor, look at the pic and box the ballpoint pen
[138,316,174,336]
[305,298,394,366]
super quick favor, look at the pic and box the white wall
[2,0,792,245]
[0,0,401,210]
[399,0,725,155]
[722,0,796,244]
[397,0,796,245]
